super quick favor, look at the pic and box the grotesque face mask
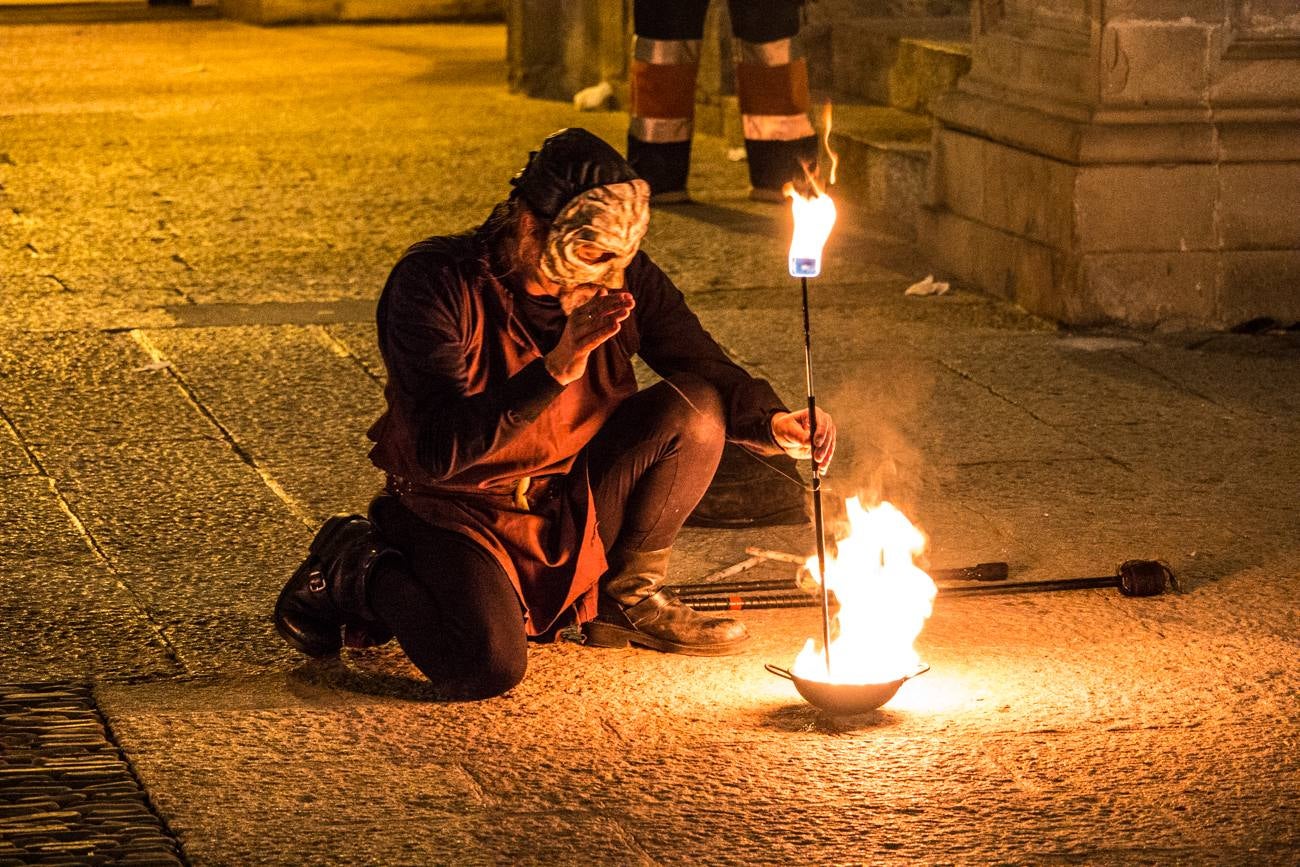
[538,179,650,312]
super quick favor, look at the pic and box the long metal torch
[800,274,832,675]
[788,181,837,677]
[788,184,837,676]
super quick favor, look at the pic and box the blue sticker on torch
[790,257,821,278]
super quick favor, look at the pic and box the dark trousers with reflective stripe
[628,0,818,195]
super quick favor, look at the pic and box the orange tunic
[368,228,785,637]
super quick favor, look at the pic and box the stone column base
[921,90,1300,329]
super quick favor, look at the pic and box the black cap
[509,128,639,220]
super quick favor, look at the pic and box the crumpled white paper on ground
[905,274,950,296]
[572,81,613,111]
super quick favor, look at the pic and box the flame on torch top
[784,182,836,278]
[821,101,838,186]
[784,101,839,279]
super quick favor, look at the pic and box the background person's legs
[368,495,528,700]
[627,0,711,199]
[728,0,819,197]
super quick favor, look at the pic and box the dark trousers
[628,0,816,194]
[368,375,726,699]
[634,0,801,43]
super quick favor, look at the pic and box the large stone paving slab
[750,351,1098,471]
[0,563,180,683]
[934,456,1242,578]
[1133,333,1300,423]
[0,474,99,570]
[0,416,34,478]
[933,332,1220,429]
[31,437,308,572]
[141,324,387,522]
[29,438,310,676]
[0,330,212,445]
[14,435,309,676]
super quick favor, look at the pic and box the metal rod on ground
[698,555,1009,588]
[680,561,1174,609]
[940,560,1173,598]
[673,578,809,597]
[939,576,1132,596]
[669,561,1010,598]
[686,593,820,612]
[801,274,832,675]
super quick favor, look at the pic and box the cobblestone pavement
[0,683,183,865]
[2,19,1298,866]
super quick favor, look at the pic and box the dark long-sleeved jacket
[367,225,787,635]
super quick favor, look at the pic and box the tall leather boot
[273,514,396,658]
[584,547,749,656]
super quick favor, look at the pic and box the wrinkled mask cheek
[537,179,649,291]
[537,235,570,287]
[540,234,636,291]
[538,235,605,288]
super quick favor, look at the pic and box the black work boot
[273,514,396,658]
[584,547,750,656]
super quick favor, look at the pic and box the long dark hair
[481,195,545,284]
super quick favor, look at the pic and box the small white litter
[904,274,950,296]
[133,361,171,373]
[726,146,747,162]
[572,81,614,111]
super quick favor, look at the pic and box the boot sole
[272,513,369,658]
[583,621,750,657]
[272,554,343,659]
[273,612,339,659]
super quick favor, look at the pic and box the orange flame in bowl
[791,498,937,685]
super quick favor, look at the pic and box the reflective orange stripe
[736,58,810,117]
[629,116,693,144]
[634,36,700,65]
[741,114,816,141]
[630,58,699,119]
[736,38,798,67]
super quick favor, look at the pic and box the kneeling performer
[274,129,835,699]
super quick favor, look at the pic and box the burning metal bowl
[765,663,929,715]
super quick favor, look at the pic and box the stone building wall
[922,0,1300,328]
[506,0,629,103]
